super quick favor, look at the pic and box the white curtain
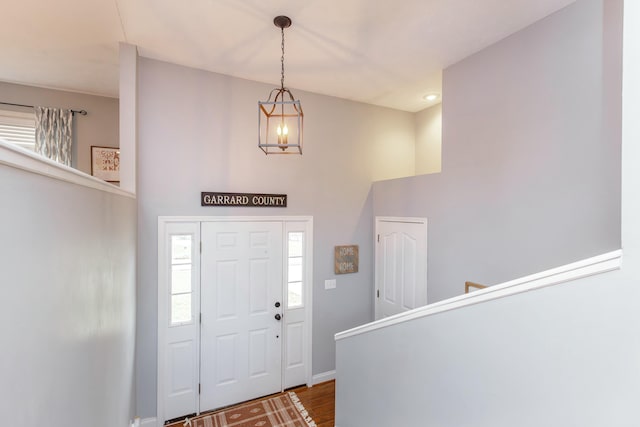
[34,106,73,166]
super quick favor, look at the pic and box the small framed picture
[91,146,120,183]
[334,245,359,274]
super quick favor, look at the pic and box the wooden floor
[290,380,335,427]
[166,380,335,427]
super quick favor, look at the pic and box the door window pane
[171,235,192,263]
[288,257,302,282]
[171,264,192,294]
[287,232,304,308]
[288,282,303,307]
[171,294,192,324]
[288,232,303,257]
[170,234,193,325]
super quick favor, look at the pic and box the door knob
[275,313,282,321]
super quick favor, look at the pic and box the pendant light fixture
[258,15,303,155]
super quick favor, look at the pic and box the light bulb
[276,123,289,149]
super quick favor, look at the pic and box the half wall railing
[334,250,623,427]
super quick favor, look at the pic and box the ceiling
[1,0,575,112]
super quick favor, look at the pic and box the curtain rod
[0,101,87,116]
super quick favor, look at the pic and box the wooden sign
[91,146,120,183]
[201,192,287,207]
[335,245,359,274]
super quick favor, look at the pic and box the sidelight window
[170,234,193,325]
[287,231,304,308]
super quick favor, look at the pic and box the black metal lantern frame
[258,15,303,155]
[258,87,303,155]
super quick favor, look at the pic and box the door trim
[156,216,313,426]
[374,216,428,320]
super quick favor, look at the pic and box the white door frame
[157,216,314,426]
[374,216,428,320]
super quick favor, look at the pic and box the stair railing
[465,281,487,293]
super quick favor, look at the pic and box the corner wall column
[119,42,138,194]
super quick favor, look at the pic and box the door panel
[248,329,269,376]
[215,334,237,384]
[401,234,417,310]
[249,259,269,314]
[200,221,283,411]
[376,218,427,319]
[382,233,398,303]
[286,322,304,368]
[168,340,196,399]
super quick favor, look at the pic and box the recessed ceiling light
[423,93,439,102]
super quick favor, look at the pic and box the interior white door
[375,218,428,320]
[200,221,284,411]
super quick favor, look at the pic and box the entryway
[157,216,313,424]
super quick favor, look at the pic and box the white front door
[200,221,284,411]
[375,217,428,319]
[158,217,313,424]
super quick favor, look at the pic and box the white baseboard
[140,418,157,427]
[312,370,336,385]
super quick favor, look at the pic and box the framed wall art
[335,245,359,274]
[91,146,120,183]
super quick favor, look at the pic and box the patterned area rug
[180,392,316,427]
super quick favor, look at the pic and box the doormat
[177,392,316,427]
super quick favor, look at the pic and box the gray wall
[0,81,119,174]
[336,2,634,425]
[415,102,442,175]
[0,164,136,425]
[372,0,621,303]
[135,58,416,418]
[336,269,640,427]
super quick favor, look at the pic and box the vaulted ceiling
[1,0,575,112]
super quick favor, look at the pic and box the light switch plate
[325,279,336,290]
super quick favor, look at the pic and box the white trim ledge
[312,370,336,385]
[0,140,135,198]
[139,417,156,427]
[336,250,623,341]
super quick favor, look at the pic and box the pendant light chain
[280,26,286,90]
[258,15,303,155]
